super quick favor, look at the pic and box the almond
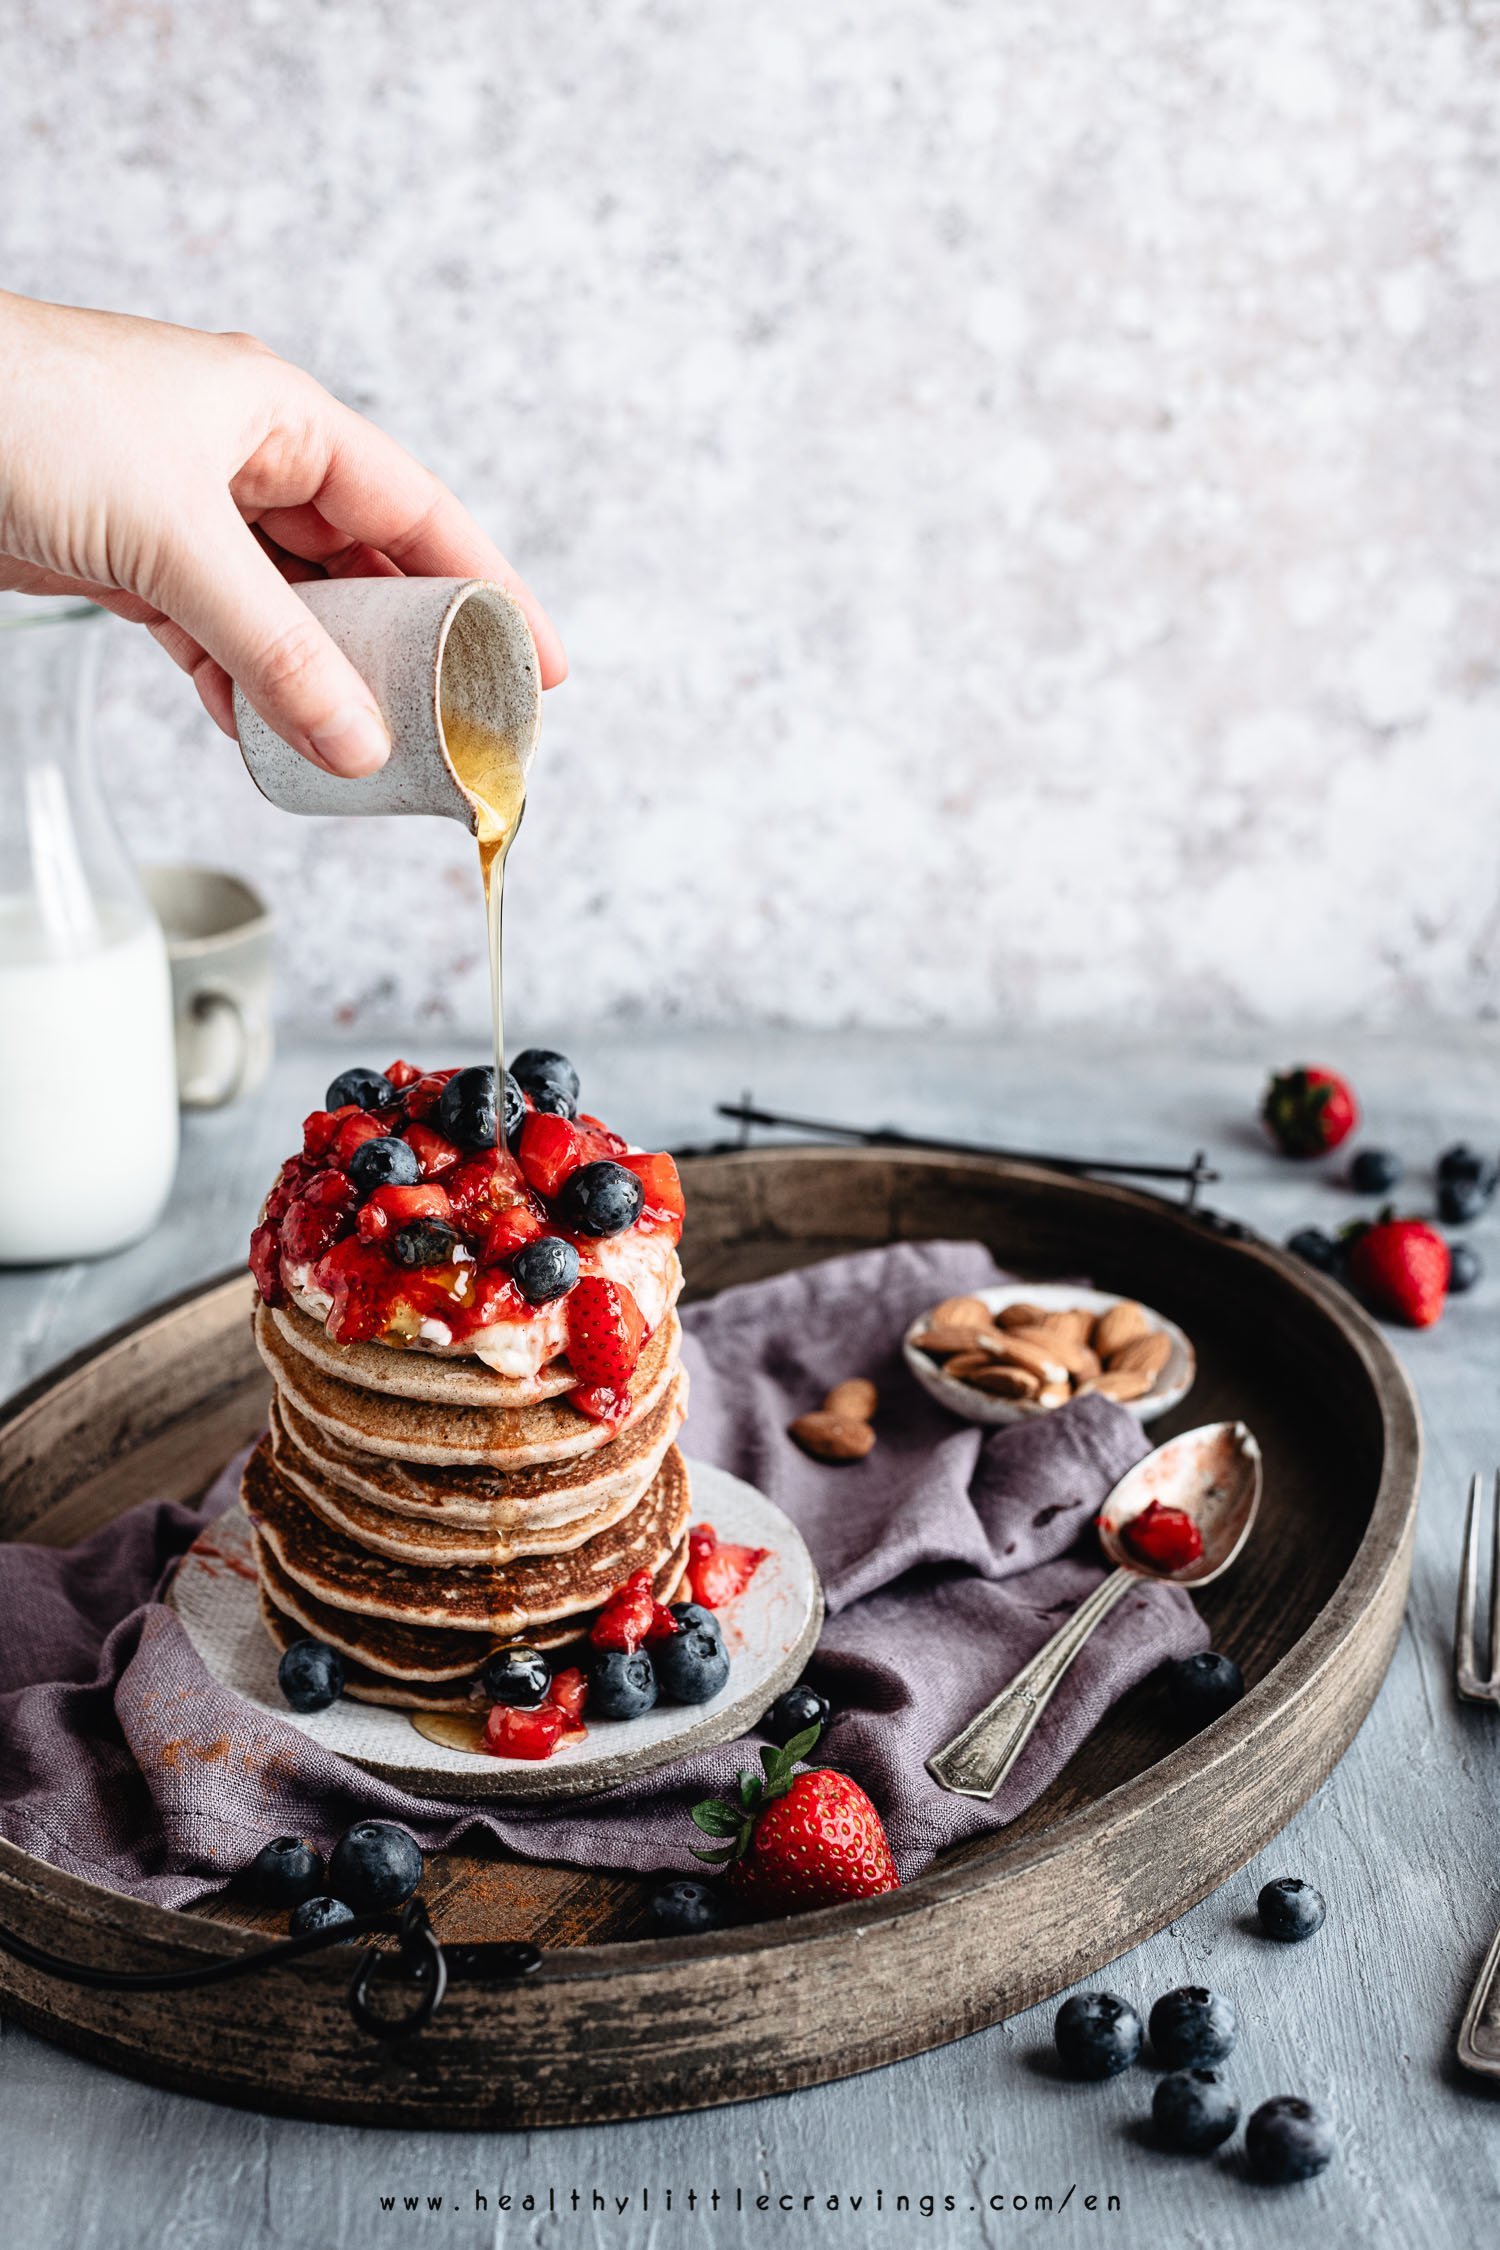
[990,1334,1070,1386]
[1027,1308,1097,1350]
[823,1377,878,1422]
[941,1351,1001,1381]
[1004,1325,1101,1382]
[1091,1301,1150,1357]
[912,1325,994,1359]
[1075,1366,1154,1403]
[997,1302,1053,1332]
[964,1363,1041,1399]
[928,1295,996,1334]
[1106,1330,1172,1381]
[788,1411,876,1463]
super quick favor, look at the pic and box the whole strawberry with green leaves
[1344,1209,1450,1328]
[691,1724,899,1913]
[1262,1065,1359,1158]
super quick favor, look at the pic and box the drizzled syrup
[410,1710,488,1755]
[441,710,529,1090]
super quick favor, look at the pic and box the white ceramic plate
[168,1459,823,1802]
[903,1282,1196,1428]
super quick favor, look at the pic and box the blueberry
[326,1067,394,1113]
[510,1235,580,1304]
[588,1648,658,1721]
[480,1645,551,1708]
[1350,1147,1402,1194]
[392,1218,460,1267]
[289,1894,355,1936]
[1439,1175,1492,1226]
[1165,1651,1244,1726]
[277,1637,345,1713]
[246,1836,325,1907]
[327,1821,424,1911]
[1450,1241,1483,1294]
[652,1623,730,1705]
[649,1879,726,1937]
[1149,1986,1237,2068]
[668,1601,724,1643]
[436,1065,505,1150]
[1246,2094,1335,2183]
[510,1048,580,1119]
[1438,1142,1492,1186]
[1152,2068,1240,2154]
[1258,1875,1326,1942]
[764,1683,831,1746]
[556,1160,644,1238]
[1053,1991,1143,2079]
[347,1135,421,1197]
[1286,1227,1339,1273]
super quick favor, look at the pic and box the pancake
[254,1300,681,1468]
[244,1436,693,1634]
[270,1371,689,1532]
[255,1529,691,1689]
[268,1298,577,1407]
[268,1376,686,1566]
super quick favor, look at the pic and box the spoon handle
[925,1567,1135,1800]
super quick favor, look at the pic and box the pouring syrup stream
[440,709,529,1093]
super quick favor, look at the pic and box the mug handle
[182,988,252,1109]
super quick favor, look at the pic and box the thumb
[156,507,391,776]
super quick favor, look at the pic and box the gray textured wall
[5,0,1498,1039]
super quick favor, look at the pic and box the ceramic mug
[140,865,274,1109]
[232,576,542,828]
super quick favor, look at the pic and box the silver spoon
[926,1420,1262,1801]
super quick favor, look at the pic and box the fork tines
[1456,1471,1500,1704]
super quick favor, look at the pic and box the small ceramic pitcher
[233,577,542,827]
[140,865,274,1108]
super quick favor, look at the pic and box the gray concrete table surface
[2,1027,1497,2250]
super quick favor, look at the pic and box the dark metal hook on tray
[0,1896,542,2044]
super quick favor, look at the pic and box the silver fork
[1455,1472,1500,2079]
[1456,1470,1500,1704]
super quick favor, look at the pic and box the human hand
[0,291,566,775]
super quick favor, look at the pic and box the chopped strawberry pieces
[567,1276,645,1393]
[619,1150,685,1227]
[687,1523,768,1609]
[301,1106,355,1160]
[330,1109,387,1168]
[401,1069,457,1122]
[355,1180,455,1243]
[548,1665,588,1723]
[382,1059,421,1089]
[281,1171,358,1267]
[576,1113,629,1156]
[571,1381,633,1429]
[484,1701,566,1760]
[446,1148,531,1226]
[591,1568,658,1652]
[517,1110,588,1199]
[467,1267,527,1327]
[249,1220,286,1305]
[1119,1500,1203,1573]
[644,1601,680,1642]
[404,1124,461,1178]
[478,1204,547,1263]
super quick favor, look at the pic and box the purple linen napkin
[0,1242,1206,1905]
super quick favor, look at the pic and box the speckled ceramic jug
[233,577,541,829]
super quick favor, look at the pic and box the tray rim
[0,1144,1422,2123]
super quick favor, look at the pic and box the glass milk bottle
[0,595,178,1261]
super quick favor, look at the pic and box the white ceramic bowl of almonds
[903,1284,1196,1428]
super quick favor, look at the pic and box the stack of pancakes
[243,1297,690,1710]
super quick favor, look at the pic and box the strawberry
[382,1059,422,1090]
[330,1108,389,1168]
[620,1149,686,1234]
[485,1701,566,1761]
[1119,1499,1203,1573]
[249,1220,286,1306]
[1345,1212,1450,1327]
[567,1276,645,1391]
[446,1148,530,1227]
[691,1724,899,1912]
[280,1170,357,1267]
[1262,1066,1359,1158]
[404,1123,461,1178]
[518,1110,588,1199]
[355,1180,454,1243]
[547,1665,588,1725]
[687,1522,768,1608]
[401,1069,457,1123]
[591,1568,657,1652]
[302,1104,359,1160]
[478,1203,546,1264]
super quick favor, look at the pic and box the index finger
[244,394,568,688]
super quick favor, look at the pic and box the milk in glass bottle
[0,596,178,1261]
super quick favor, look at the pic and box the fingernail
[310,703,390,776]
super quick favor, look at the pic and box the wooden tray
[0,1148,1421,2128]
